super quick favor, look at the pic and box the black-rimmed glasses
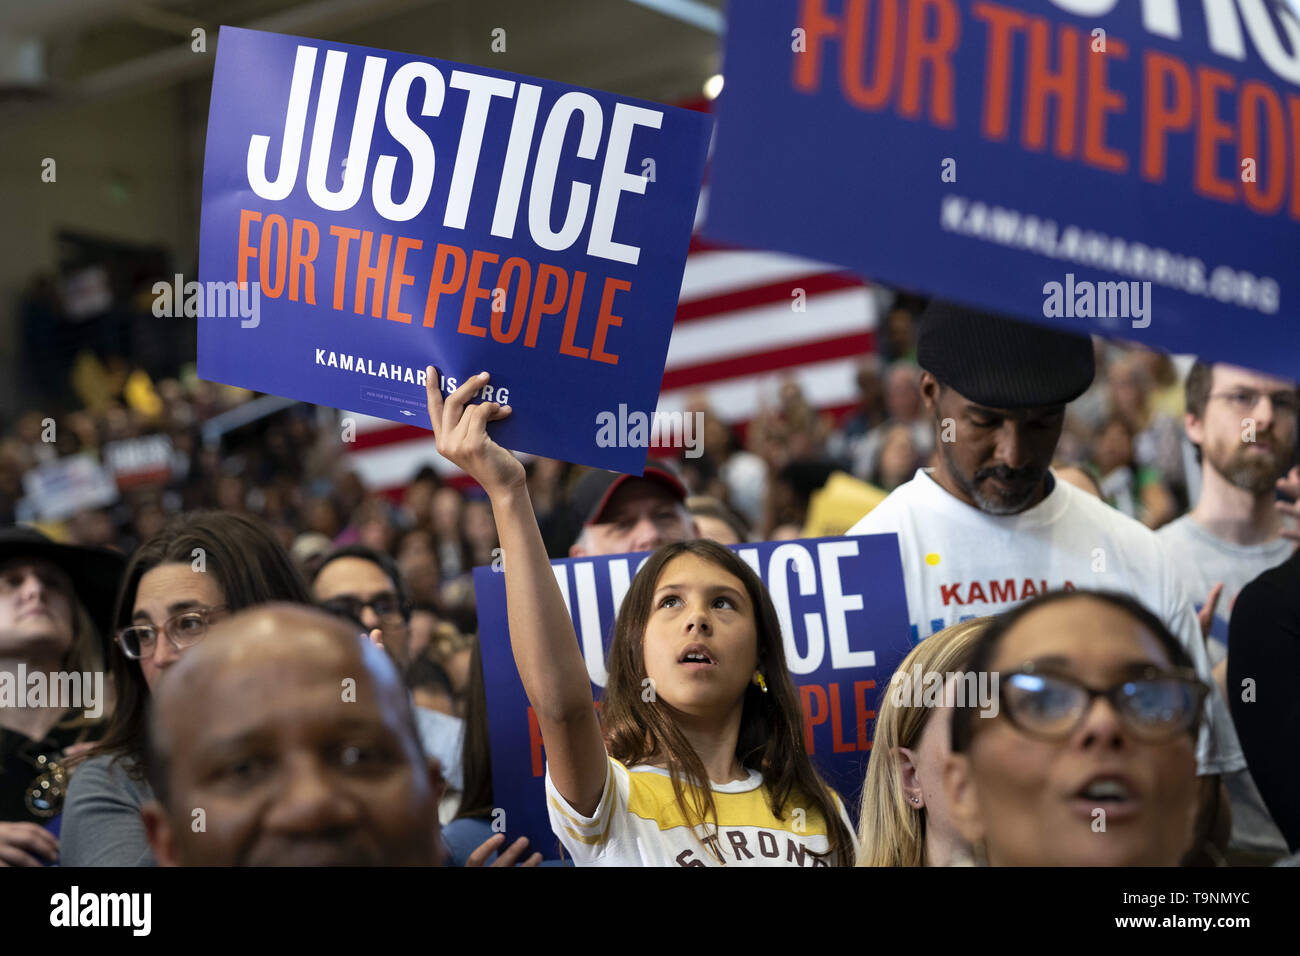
[996,664,1209,743]
[318,593,406,628]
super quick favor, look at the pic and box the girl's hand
[425,369,526,496]
[466,833,544,867]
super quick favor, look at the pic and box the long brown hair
[452,635,494,820]
[85,511,312,775]
[601,539,854,865]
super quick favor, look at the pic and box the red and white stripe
[343,237,875,493]
[658,232,875,426]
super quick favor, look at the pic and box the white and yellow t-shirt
[545,756,855,867]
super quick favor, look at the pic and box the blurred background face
[67,509,116,548]
[1107,360,1148,421]
[461,499,497,552]
[132,501,167,542]
[398,553,441,607]
[215,474,247,513]
[313,557,409,668]
[885,309,915,357]
[443,645,472,701]
[0,559,75,661]
[431,488,464,538]
[155,638,441,866]
[397,529,436,566]
[132,562,226,689]
[877,424,918,489]
[640,553,757,719]
[954,598,1199,866]
[357,516,395,554]
[1096,421,1134,475]
[693,513,742,546]
[1191,366,1297,494]
[407,608,439,664]
[580,482,693,556]
[304,498,341,539]
[402,480,436,524]
[856,364,883,413]
[885,367,922,421]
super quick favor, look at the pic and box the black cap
[0,526,126,645]
[916,300,1095,408]
[571,463,688,526]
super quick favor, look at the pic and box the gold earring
[754,672,768,693]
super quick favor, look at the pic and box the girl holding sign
[425,370,855,866]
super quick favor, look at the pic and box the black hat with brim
[0,526,126,647]
[916,300,1096,408]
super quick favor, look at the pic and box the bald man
[140,604,443,866]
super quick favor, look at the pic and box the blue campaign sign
[198,27,711,473]
[704,0,1300,378]
[473,534,913,860]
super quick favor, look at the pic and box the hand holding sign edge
[425,367,525,495]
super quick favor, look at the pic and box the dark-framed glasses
[115,605,228,659]
[998,664,1209,743]
[319,593,406,627]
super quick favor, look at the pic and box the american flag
[345,102,879,493]
[343,231,877,493]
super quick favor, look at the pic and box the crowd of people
[1,295,1297,867]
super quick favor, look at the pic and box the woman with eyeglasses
[60,511,311,866]
[945,590,1210,866]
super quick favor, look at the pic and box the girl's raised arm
[425,369,608,816]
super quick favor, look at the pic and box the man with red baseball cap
[567,462,697,557]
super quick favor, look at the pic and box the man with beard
[1158,362,1298,861]
[1158,363,1298,655]
[847,302,1243,848]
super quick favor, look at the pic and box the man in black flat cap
[0,526,123,865]
[848,302,1243,853]
[567,462,697,557]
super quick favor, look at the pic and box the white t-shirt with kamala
[847,468,1245,777]
[545,756,854,866]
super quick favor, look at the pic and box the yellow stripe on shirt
[624,769,830,835]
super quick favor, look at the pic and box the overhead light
[703,74,724,100]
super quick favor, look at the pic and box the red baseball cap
[571,463,688,526]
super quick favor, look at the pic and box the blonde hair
[856,618,991,867]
